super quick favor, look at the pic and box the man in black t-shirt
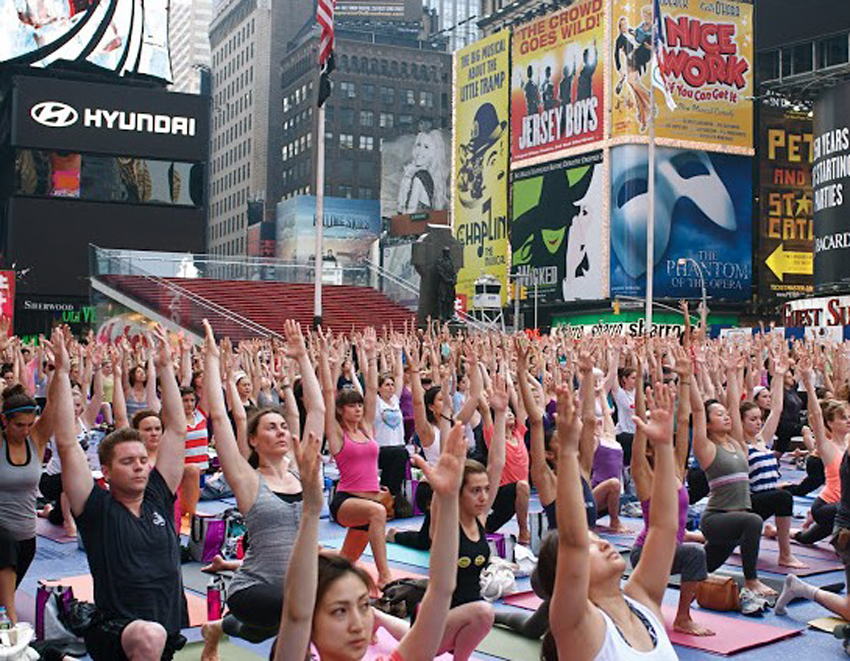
[53,325,188,660]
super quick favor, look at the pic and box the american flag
[317,0,335,66]
[652,0,677,111]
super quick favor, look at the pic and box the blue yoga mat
[320,538,432,569]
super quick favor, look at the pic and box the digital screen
[0,0,173,83]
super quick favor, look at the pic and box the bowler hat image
[467,103,507,156]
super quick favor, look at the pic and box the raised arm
[317,328,344,455]
[51,327,94,517]
[482,374,508,514]
[455,345,481,425]
[799,354,839,465]
[110,347,129,430]
[406,342,435,448]
[630,356,652,503]
[626,383,679,610]
[396,424,464,661]
[519,337,555,505]
[362,327,379,437]
[273,430,323,661]
[577,352,597,479]
[671,346,693,479]
[151,326,187,493]
[145,342,161,413]
[724,350,746,448]
[203,322,259,508]
[550,378,602,657]
[81,344,104,429]
[688,362,715,470]
[284,320,325,445]
[761,351,788,444]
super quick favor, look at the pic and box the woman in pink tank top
[318,328,393,588]
[273,421,468,661]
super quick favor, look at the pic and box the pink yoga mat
[43,575,209,627]
[661,604,801,654]
[361,627,459,660]
[501,592,802,655]
[36,518,77,544]
[727,547,844,576]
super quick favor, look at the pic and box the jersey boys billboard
[510,0,604,164]
[610,0,753,151]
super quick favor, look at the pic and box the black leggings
[701,510,763,580]
[616,432,634,467]
[378,445,409,496]
[393,512,432,550]
[493,562,550,639]
[224,584,282,643]
[687,466,710,505]
[795,497,837,545]
[784,455,825,496]
[0,528,36,587]
[750,488,793,520]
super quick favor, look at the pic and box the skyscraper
[169,0,213,95]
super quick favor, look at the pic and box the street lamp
[677,257,708,322]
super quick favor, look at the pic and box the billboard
[609,145,752,301]
[0,0,172,82]
[11,76,209,162]
[758,99,814,307]
[610,0,753,151]
[510,0,604,164]
[275,196,381,266]
[813,81,850,293]
[381,129,451,219]
[453,31,511,310]
[511,151,606,303]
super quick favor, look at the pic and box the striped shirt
[747,445,781,493]
[185,410,209,468]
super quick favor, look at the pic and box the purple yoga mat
[35,518,76,544]
[758,536,841,561]
[727,546,844,576]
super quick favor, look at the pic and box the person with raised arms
[54,324,188,660]
[545,355,680,660]
[273,419,467,661]
[199,318,325,660]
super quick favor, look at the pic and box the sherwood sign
[12,75,208,162]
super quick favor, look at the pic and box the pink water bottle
[207,576,224,620]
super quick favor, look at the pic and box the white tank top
[594,597,678,661]
[422,424,441,466]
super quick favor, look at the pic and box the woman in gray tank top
[0,382,58,623]
[689,354,776,601]
[200,320,325,658]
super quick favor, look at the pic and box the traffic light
[613,299,621,315]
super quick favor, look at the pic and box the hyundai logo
[30,101,79,128]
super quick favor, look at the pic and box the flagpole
[314,102,325,329]
[645,4,657,336]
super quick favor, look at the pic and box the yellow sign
[765,243,813,282]
[453,31,511,310]
[610,0,753,151]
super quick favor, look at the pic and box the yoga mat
[174,639,263,660]
[182,562,233,594]
[42,575,209,627]
[356,561,427,586]
[36,518,77,544]
[660,603,802,654]
[500,593,802,655]
[727,547,844,576]
[321,538,432,569]
[759,536,840,562]
[475,625,542,659]
[809,616,848,633]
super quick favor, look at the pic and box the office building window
[359,186,373,199]
[362,84,375,101]
[419,90,434,108]
[359,135,374,150]
[340,81,356,98]
[339,184,353,198]
[380,86,395,104]
[340,133,354,148]
[403,89,415,105]
[399,114,413,127]
[341,107,354,126]
[360,110,374,127]
[379,112,394,129]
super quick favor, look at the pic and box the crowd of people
[3,305,850,660]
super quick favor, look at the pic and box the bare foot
[778,554,809,569]
[377,572,394,592]
[683,530,705,544]
[744,579,777,598]
[201,621,223,661]
[517,532,531,546]
[387,528,397,543]
[606,521,632,534]
[673,617,715,636]
[762,523,777,539]
[202,554,228,573]
[63,523,77,538]
[38,504,52,519]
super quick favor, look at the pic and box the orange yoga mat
[43,574,209,627]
